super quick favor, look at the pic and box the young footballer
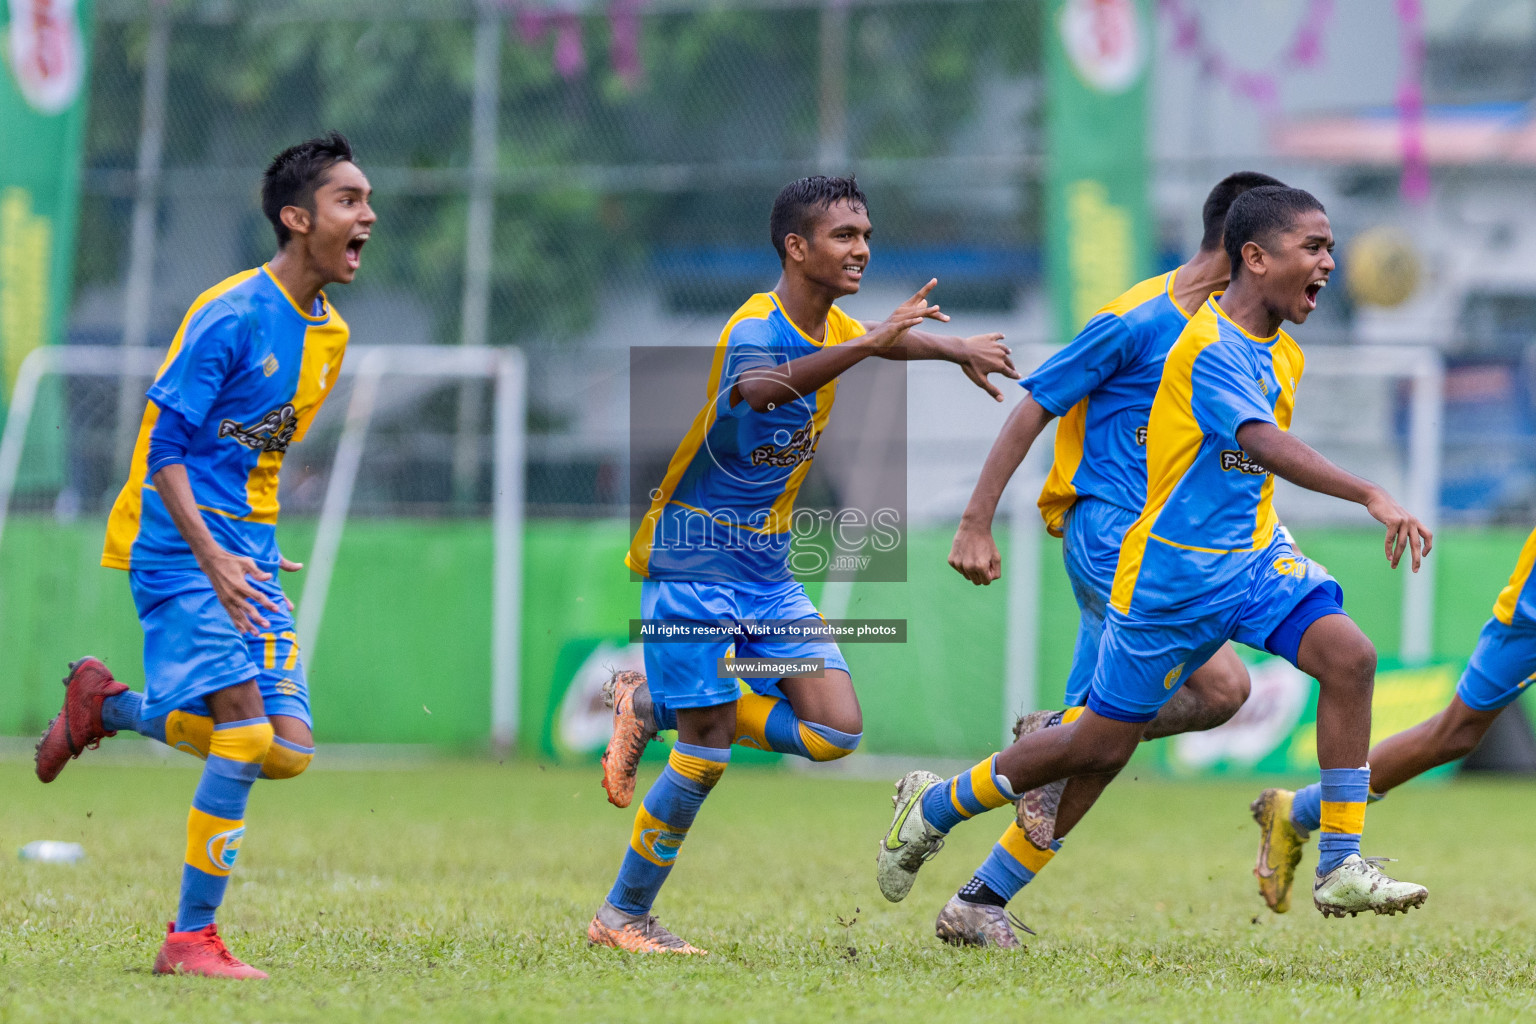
[878,186,1433,921]
[935,171,1282,948]
[590,175,1016,954]
[1251,523,1536,913]
[34,132,372,978]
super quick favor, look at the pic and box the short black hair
[1223,186,1327,276]
[770,175,868,264]
[1200,171,1286,252]
[261,131,356,247]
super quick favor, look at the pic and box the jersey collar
[1207,293,1280,345]
[768,291,830,346]
[262,264,331,323]
[1164,267,1193,322]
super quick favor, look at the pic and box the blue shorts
[1455,617,1536,711]
[1061,498,1137,707]
[1086,532,1345,723]
[641,579,850,710]
[131,568,311,726]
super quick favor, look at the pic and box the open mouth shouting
[1303,276,1326,310]
[345,232,369,271]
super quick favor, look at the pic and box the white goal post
[0,344,527,751]
[1000,342,1444,745]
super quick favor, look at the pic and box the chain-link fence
[74,0,1045,520]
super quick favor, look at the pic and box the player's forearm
[961,394,1055,528]
[868,328,960,362]
[1236,422,1379,506]
[733,341,872,412]
[150,464,228,565]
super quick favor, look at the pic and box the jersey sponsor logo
[206,826,245,872]
[1134,425,1147,446]
[6,0,85,115]
[1257,376,1269,396]
[1219,449,1267,475]
[218,404,298,453]
[262,354,280,377]
[749,422,818,469]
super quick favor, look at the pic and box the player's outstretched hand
[866,279,948,350]
[1365,489,1433,572]
[949,521,1002,585]
[957,333,1018,402]
[202,548,284,634]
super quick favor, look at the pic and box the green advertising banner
[0,0,92,393]
[1142,657,1463,780]
[1046,0,1153,343]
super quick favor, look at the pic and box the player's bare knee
[1319,638,1376,698]
[1212,663,1251,717]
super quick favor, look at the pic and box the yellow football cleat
[1251,788,1310,913]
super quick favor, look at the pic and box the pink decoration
[610,0,645,88]
[1159,0,1334,112]
[553,13,586,80]
[513,2,646,87]
[1396,0,1430,202]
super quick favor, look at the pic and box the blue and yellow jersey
[1028,270,1191,535]
[102,266,347,572]
[1492,526,1536,629]
[626,292,865,583]
[1110,296,1304,616]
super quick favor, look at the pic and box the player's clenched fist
[949,521,1002,586]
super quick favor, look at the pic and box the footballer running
[878,186,1434,924]
[589,175,1017,954]
[34,132,372,978]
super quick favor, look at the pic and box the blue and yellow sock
[1292,779,1382,836]
[102,692,217,756]
[919,754,1020,835]
[1315,766,1370,876]
[1291,781,1323,833]
[176,717,273,932]
[964,823,1062,905]
[732,693,861,761]
[606,742,729,916]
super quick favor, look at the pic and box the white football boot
[877,770,947,902]
[1313,854,1428,918]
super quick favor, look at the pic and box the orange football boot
[587,905,706,954]
[600,670,656,808]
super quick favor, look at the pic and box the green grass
[3,759,1535,1022]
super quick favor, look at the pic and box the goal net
[0,344,524,751]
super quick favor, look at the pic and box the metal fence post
[112,0,171,477]
[453,0,504,506]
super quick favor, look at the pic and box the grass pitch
[2,757,1535,1023]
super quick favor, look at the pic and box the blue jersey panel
[1029,272,1191,526]
[637,294,863,583]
